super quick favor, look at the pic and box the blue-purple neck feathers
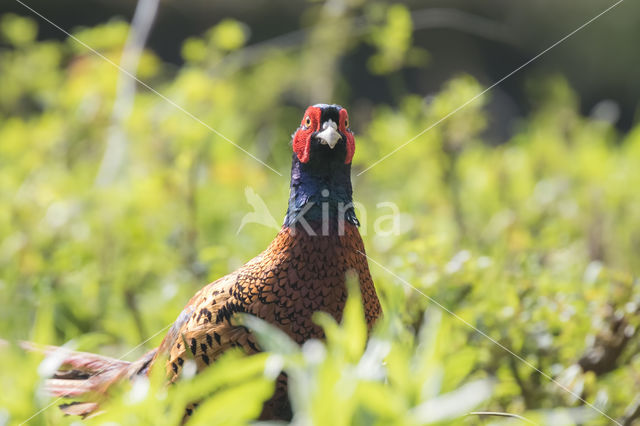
[284,153,358,231]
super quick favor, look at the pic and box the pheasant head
[292,104,355,165]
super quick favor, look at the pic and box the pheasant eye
[344,118,349,128]
[304,116,311,128]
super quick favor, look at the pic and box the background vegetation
[1,1,639,424]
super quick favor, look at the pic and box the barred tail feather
[2,339,157,417]
[58,402,101,418]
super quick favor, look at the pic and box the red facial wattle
[339,108,355,164]
[292,106,321,164]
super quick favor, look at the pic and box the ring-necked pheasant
[13,104,382,420]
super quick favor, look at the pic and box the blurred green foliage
[1,5,640,425]
[367,4,429,75]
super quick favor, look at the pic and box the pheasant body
[19,104,381,420]
[161,222,380,381]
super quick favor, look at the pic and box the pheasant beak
[315,119,342,149]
